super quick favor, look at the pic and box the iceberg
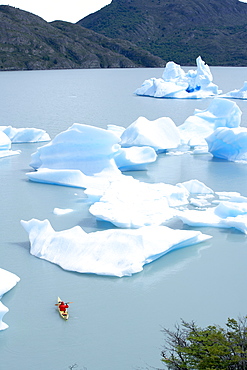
[0,268,20,330]
[0,131,21,158]
[206,127,247,161]
[20,218,211,277]
[30,123,122,176]
[178,98,242,146]
[89,176,190,228]
[120,116,181,153]
[88,176,247,235]
[28,123,157,188]
[220,81,247,100]
[176,179,214,194]
[134,56,221,99]
[113,146,157,171]
[0,126,50,143]
[177,197,247,234]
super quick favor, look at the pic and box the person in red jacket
[59,301,69,312]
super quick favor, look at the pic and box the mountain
[0,5,164,71]
[78,0,247,66]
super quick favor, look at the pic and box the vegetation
[161,316,247,369]
[0,5,164,71]
[79,0,247,66]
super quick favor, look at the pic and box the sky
[0,0,112,23]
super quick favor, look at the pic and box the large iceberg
[0,268,20,330]
[88,177,247,235]
[0,126,50,143]
[178,98,242,146]
[220,81,247,100]
[120,116,181,153]
[134,56,221,99]
[21,218,211,277]
[28,123,157,188]
[206,127,247,161]
[88,177,215,228]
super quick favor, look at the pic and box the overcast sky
[1,0,247,23]
[0,0,112,23]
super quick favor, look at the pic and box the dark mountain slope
[78,0,247,65]
[0,5,164,71]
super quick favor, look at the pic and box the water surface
[0,67,247,370]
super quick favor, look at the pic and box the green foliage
[161,317,247,369]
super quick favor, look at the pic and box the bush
[161,316,247,369]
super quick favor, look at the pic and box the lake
[0,66,247,370]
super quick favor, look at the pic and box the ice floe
[0,131,20,158]
[178,98,241,146]
[220,81,247,100]
[21,218,211,277]
[0,268,20,330]
[53,208,73,215]
[120,116,180,153]
[0,125,50,159]
[134,56,221,99]
[177,197,247,234]
[206,127,247,161]
[88,177,247,235]
[28,123,158,187]
[0,126,50,143]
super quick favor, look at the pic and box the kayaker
[59,301,69,312]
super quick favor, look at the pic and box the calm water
[0,67,247,370]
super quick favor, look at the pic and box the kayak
[57,296,69,320]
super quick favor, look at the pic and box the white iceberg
[134,56,221,99]
[113,146,157,171]
[20,218,211,277]
[206,127,247,161]
[220,81,247,100]
[27,168,112,190]
[0,131,21,158]
[120,116,181,153]
[177,197,247,234]
[0,268,20,330]
[89,176,190,228]
[177,179,214,194]
[30,123,122,176]
[0,126,50,143]
[87,176,247,235]
[28,123,157,188]
[178,98,242,146]
[53,208,73,215]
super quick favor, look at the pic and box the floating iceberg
[120,116,180,153]
[113,146,157,171]
[177,197,247,234]
[89,176,189,228]
[0,131,21,158]
[28,123,157,188]
[220,81,247,100]
[0,268,20,330]
[88,177,247,235]
[177,179,214,194]
[178,98,241,146]
[134,56,221,99]
[21,218,211,277]
[0,126,50,143]
[206,127,247,161]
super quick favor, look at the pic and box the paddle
[55,302,73,306]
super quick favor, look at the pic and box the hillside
[0,5,164,71]
[78,0,247,66]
